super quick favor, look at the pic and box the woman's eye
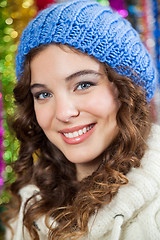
[76,82,95,91]
[35,92,52,100]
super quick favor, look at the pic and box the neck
[75,156,103,181]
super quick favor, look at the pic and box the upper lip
[58,123,96,134]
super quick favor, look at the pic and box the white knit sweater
[6,124,160,240]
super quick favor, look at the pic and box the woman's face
[30,45,120,176]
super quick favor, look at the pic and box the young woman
[4,1,160,240]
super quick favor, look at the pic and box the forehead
[30,44,105,82]
[31,44,100,64]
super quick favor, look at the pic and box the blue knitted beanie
[16,0,157,101]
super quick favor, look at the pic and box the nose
[55,95,80,122]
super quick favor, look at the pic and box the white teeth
[63,124,94,139]
[73,131,78,137]
[68,133,73,138]
[78,129,83,135]
[83,127,87,134]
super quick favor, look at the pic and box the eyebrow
[66,70,102,81]
[30,83,47,91]
[30,70,102,91]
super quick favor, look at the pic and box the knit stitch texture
[16,0,157,101]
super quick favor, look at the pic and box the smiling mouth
[62,124,95,139]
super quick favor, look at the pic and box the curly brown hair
[3,44,151,240]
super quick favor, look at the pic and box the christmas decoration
[35,0,56,11]
[0,87,4,192]
[109,0,128,17]
[97,0,109,6]
[0,0,36,204]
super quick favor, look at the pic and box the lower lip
[61,124,96,145]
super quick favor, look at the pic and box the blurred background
[0,0,160,238]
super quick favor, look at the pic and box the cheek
[84,88,119,118]
[34,104,53,130]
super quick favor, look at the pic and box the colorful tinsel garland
[0,89,4,191]
[0,0,37,203]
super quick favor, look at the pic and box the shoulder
[5,185,40,240]
[147,124,160,150]
[142,124,160,168]
[137,124,160,188]
[19,184,40,202]
[19,185,53,238]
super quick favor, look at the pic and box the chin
[65,152,101,165]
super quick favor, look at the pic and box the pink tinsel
[0,90,4,190]
[109,0,128,18]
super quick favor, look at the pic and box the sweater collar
[87,124,160,239]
